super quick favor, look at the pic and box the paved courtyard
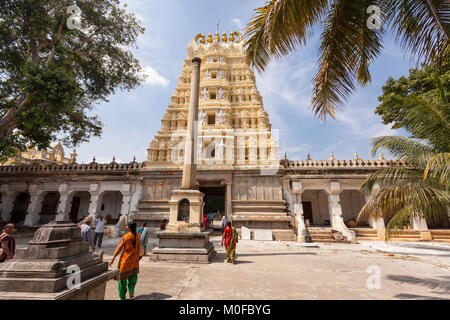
[14,234,450,300]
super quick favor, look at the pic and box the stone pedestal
[150,190,216,264]
[150,232,215,264]
[0,221,118,300]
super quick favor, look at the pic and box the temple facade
[0,32,448,242]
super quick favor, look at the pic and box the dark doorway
[70,197,81,223]
[11,192,31,224]
[302,201,313,225]
[40,192,60,224]
[200,187,225,217]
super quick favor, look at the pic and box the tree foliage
[0,0,145,161]
[244,0,449,120]
[358,61,450,237]
[375,56,450,153]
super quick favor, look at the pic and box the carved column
[88,183,102,217]
[120,183,133,217]
[24,184,45,226]
[56,184,73,222]
[0,186,16,222]
[291,180,308,242]
[327,182,356,242]
[221,180,232,220]
[364,183,385,230]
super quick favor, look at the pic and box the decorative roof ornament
[379,153,385,160]
[229,32,235,42]
[330,153,335,161]
[222,32,228,43]
[207,33,213,44]
[307,153,312,161]
[111,156,117,164]
[91,156,97,164]
[354,152,360,161]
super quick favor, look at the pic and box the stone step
[272,229,296,241]
[233,206,287,212]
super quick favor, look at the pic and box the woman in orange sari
[109,222,141,300]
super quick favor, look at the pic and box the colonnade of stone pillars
[0,182,137,226]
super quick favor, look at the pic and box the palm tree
[357,77,450,237]
[357,136,449,237]
[245,0,449,120]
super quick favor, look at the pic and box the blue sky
[74,0,416,164]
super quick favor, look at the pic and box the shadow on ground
[133,292,172,300]
[388,275,450,291]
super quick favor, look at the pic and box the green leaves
[0,0,144,161]
[375,59,450,153]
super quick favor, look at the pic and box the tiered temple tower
[137,32,294,241]
[146,32,279,171]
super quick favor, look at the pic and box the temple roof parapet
[281,158,406,170]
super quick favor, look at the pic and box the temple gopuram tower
[137,32,295,241]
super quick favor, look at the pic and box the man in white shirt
[93,216,106,249]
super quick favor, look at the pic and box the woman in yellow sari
[109,222,141,300]
[221,221,239,264]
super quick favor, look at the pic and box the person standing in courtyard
[93,215,106,249]
[203,212,208,231]
[221,221,239,264]
[109,222,141,300]
[138,222,150,256]
[0,224,15,263]
[80,219,95,252]
[221,214,226,234]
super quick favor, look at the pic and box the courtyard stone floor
[15,234,450,300]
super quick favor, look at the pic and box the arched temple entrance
[39,192,60,224]
[339,190,368,226]
[69,191,90,223]
[301,190,330,226]
[99,191,123,224]
[11,192,30,224]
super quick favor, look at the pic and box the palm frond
[385,206,412,239]
[244,0,328,72]
[386,0,450,63]
[361,167,423,192]
[311,0,384,120]
[424,152,450,188]
[370,135,433,166]
[359,184,450,227]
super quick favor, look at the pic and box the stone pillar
[410,213,432,240]
[24,185,45,226]
[181,57,201,190]
[290,180,308,242]
[364,184,386,230]
[327,182,356,243]
[55,184,72,222]
[0,186,16,222]
[88,184,102,217]
[120,184,132,217]
[222,181,232,221]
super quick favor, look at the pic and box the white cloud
[232,18,244,30]
[142,66,170,87]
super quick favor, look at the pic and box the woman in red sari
[221,222,239,264]
[203,212,208,231]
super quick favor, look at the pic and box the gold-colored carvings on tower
[146,32,279,170]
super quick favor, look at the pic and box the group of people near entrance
[0,211,239,300]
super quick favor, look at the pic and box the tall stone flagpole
[181,57,201,190]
